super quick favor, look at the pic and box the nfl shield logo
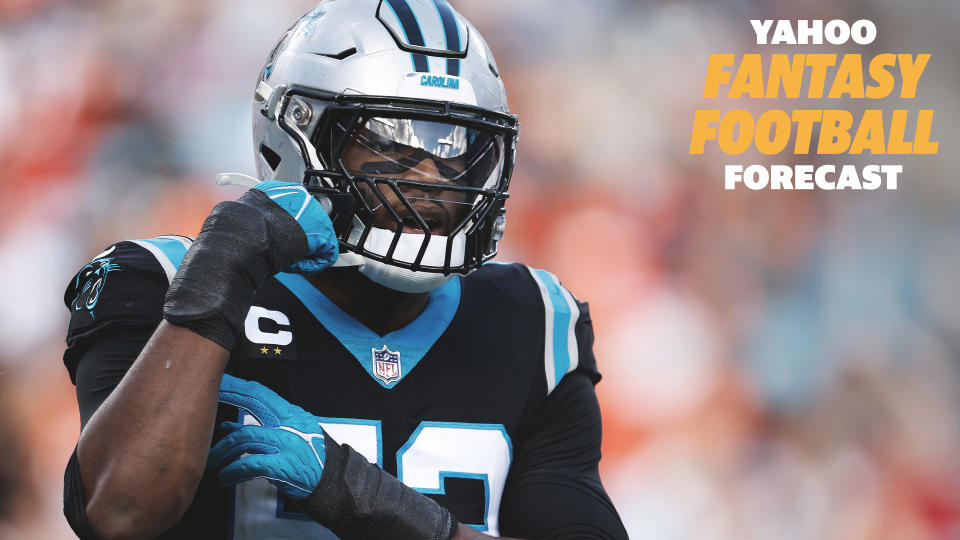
[372,345,401,384]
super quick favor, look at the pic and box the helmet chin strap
[331,252,366,267]
[336,220,467,293]
[356,258,456,293]
[330,250,454,293]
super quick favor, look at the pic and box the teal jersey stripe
[275,273,461,388]
[527,267,581,392]
[132,236,192,281]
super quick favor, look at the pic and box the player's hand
[251,180,338,274]
[208,374,327,499]
[163,180,338,349]
[209,374,457,540]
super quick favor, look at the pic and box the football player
[61,1,627,539]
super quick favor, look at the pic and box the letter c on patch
[244,306,293,345]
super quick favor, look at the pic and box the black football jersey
[64,236,605,539]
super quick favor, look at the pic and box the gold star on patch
[273,347,282,355]
[260,347,269,354]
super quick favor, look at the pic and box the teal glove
[208,374,326,499]
[252,180,338,274]
[209,374,458,540]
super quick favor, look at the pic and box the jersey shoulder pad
[472,262,600,394]
[466,262,547,309]
[63,235,193,352]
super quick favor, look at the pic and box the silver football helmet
[253,0,519,292]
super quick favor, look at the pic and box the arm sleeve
[61,240,174,537]
[63,329,157,539]
[64,449,101,540]
[74,328,157,428]
[499,373,627,540]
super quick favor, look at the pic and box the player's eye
[361,160,410,175]
[359,150,465,181]
[368,138,400,155]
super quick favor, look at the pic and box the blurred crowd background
[2,0,959,538]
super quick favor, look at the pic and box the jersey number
[231,415,512,539]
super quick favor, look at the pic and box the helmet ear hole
[259,144,282,171]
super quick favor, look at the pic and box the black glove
[163,182,338,349]
[299,438,459,540]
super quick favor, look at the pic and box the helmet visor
[338,117,504,189]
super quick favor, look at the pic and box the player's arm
[70,322,229,539]
[497,372,627,539]
[65,183,337,539]
[489,270,626,538]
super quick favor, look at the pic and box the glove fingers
[207,442,279,471]
[218,454,312,499]
[208,424,282,470]
[254,181,338,270]
[217,421,245,436]
[217,453,281,486]
[218,374,286,427]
